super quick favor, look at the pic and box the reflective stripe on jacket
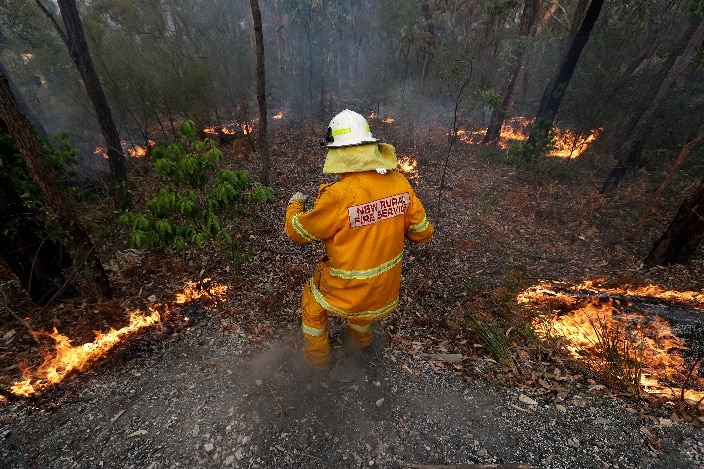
[285,170,433,318]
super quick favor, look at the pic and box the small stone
[203,442,214,453]
[375,398,385,407]
[519,394,538,406]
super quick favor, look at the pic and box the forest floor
[0,114,703,468]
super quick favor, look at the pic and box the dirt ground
[1,115,703,467]
[1,314,703,468]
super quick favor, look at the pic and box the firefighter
[284,109,434,366]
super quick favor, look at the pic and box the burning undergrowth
[519,280,704,412]
[1,109,703,432]
[0,276,228,400]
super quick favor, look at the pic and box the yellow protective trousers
[301,263,376,365]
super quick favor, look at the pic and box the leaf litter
[0,116,702,467]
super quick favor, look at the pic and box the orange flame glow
[9,279,228,398]
[519,281,704,406]
[126,141,155,158]
[382,117,395,124]
[272,112,284,119]
[549,127,602,159]
[94,146,108,159]
[175,278,228,304]
[397,155,419,183]
[11,309,160,397]
[454,117,601,159]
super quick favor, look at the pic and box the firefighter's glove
[289,192,308,204]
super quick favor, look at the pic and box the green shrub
[120,119,273,263]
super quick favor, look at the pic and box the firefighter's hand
[289,192,308,204]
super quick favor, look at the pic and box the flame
[9,279,228,398]
[549,127,602,159]
[397,155,419,183]
[272,112,284,119]
[453,117,600,158]
[126,141,154,158]
[175,278,228,304]
[520,282,704,406]
[94,146,108,159]
[367,111,394,123]
[242,122,253,135]
[11,309,161,397]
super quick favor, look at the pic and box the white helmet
[321,109,377,147]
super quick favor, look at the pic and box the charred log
[644,178,704,267]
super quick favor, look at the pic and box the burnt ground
[0,115,703,468]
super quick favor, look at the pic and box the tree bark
[600,17,704,194]
[250,0,270,185]
[36,0,128,207]
[483,0,541,145]
[0,121,72,305]
[637,131,704,230]
[644,176,704,267]
[525,0,604,158]
[0,63,112,303]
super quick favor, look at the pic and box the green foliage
[466,311,515,369]
[0,123,86,251]
[588,315,644,395]
[120,120,273,263]
[481,88,502,110]
[44,131,82,177]
[505,140,541,166]
[0,124,83,208]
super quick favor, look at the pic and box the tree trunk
[0,63,112,303]
[420,0,437,89]
[525,0,604,158]
[644,177,704,267]
[36,0,128,207]
[483,0,541,145]
[600,17,704,194]
[636,131,704,231]
[0,123,72,305]
[249,0,270,186]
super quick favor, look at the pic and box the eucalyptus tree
[250,0,270,184]
[35,0,128,207]
[483,0,541,145]
[524,0,604,159]
[83,0,253,141]
[0,63,112,304]
[645,173,704,267]
[600,9,704,194]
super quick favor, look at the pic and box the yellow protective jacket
[285,170,434,319]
